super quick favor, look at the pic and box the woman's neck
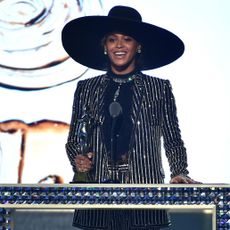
[110,64,136,75]
[109,68,137,78]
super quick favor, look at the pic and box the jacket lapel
[96,74,110,125]
[93,74,110,157]
[129,73,145,147]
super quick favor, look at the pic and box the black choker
[112,74,136,84]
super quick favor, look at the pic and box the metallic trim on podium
[1,184,230,229]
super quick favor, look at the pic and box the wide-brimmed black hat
[62,5,184,70]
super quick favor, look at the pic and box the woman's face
[104,33,140,75]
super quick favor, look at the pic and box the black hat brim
[62,16,184,70]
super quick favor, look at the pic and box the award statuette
[73,107,93,183]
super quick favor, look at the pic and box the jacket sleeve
[65,81,84,173]
[162,80,189,178]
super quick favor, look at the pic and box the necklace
[108,70,137,102]
[113,85,121,102]
[112,74,136,84]
[112,74,136,102]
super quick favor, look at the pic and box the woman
[62,5,196,230]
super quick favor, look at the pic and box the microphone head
[109,101,122,118]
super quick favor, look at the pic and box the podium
[0,184,229,229]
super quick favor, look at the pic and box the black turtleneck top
[103,69,138,165]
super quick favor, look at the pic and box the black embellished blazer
[66,72,189,183]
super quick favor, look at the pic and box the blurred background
[0,0,229,184]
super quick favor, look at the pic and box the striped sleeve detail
[162,80,189,177]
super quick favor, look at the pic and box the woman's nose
[116,39,123,48]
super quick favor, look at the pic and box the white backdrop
[0,0,229,183]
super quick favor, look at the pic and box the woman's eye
[107,37,116,42]
[124,37,132,42]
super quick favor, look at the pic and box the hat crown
[108,6,142,22]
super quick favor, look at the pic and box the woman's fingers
[76,153,94,172]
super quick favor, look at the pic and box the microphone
[109,101,122,118]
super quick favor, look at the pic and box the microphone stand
[110,116,117,182]
[106,101,122,183]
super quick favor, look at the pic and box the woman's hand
[75,152,94,173]
[170,175,202,184]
